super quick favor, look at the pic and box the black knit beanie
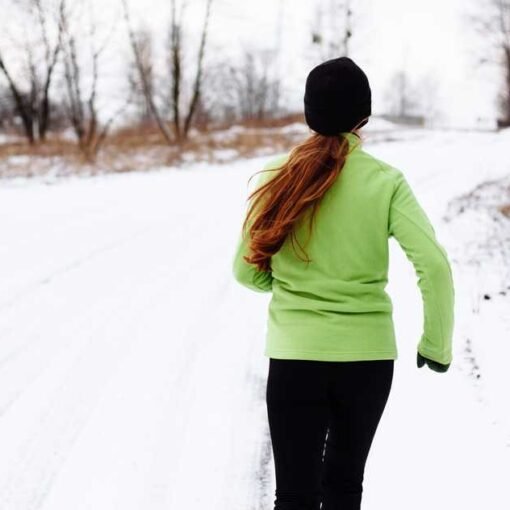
[303,56,372,136]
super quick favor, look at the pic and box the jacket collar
[340,131,363,152]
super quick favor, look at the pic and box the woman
[231,56,455,510]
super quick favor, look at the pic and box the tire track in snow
[0,224,184,420]
[0,219,220,509]
[0,227,152,315]
[245,369,274,510]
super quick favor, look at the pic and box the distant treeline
[0,0,509,161]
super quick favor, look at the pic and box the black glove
[417,352,450,373]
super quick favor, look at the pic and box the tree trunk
[504,46,510,123]
[0,58,35,144]
[183,0,213,140]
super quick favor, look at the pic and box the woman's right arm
[388,171,455,367]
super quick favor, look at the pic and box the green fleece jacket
[232,131,455,365]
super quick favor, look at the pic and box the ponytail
[242,129,362,273]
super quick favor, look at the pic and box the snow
[3,155,31,167]
[0,134,20,144]
[364,116,402,132]
[277,122,311,134]
[0,127,509,509]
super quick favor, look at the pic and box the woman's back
[233,132,455,365]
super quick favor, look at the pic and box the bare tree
[122,0,173,143]
[310,0,353,61]
[34,0,65,140]
[228,49,281,122]
[0,0,65,143]
[123,0,214,144]
[61,0,130,160]
[385,70,420,118]
[180,0,213,140]
[384,70,443,126]
[0,85,16,130]
[494,0,510,126]
[127,28,155,125]
[169,0,183,141]
[0,55,35,142]
[417,74,445,127]
[470,0,510,127]
[168,0,214,142]
[196,58,239,125]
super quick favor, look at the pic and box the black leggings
[266,358,394,510]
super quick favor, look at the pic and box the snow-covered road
[0,129,509,510]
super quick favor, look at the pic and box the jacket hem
[264,348,398,362]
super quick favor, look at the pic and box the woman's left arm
[231,160,284,293]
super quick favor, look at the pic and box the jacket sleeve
[231,169,275,293]
[388,171,455,365]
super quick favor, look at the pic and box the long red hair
[241,128,363,272]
